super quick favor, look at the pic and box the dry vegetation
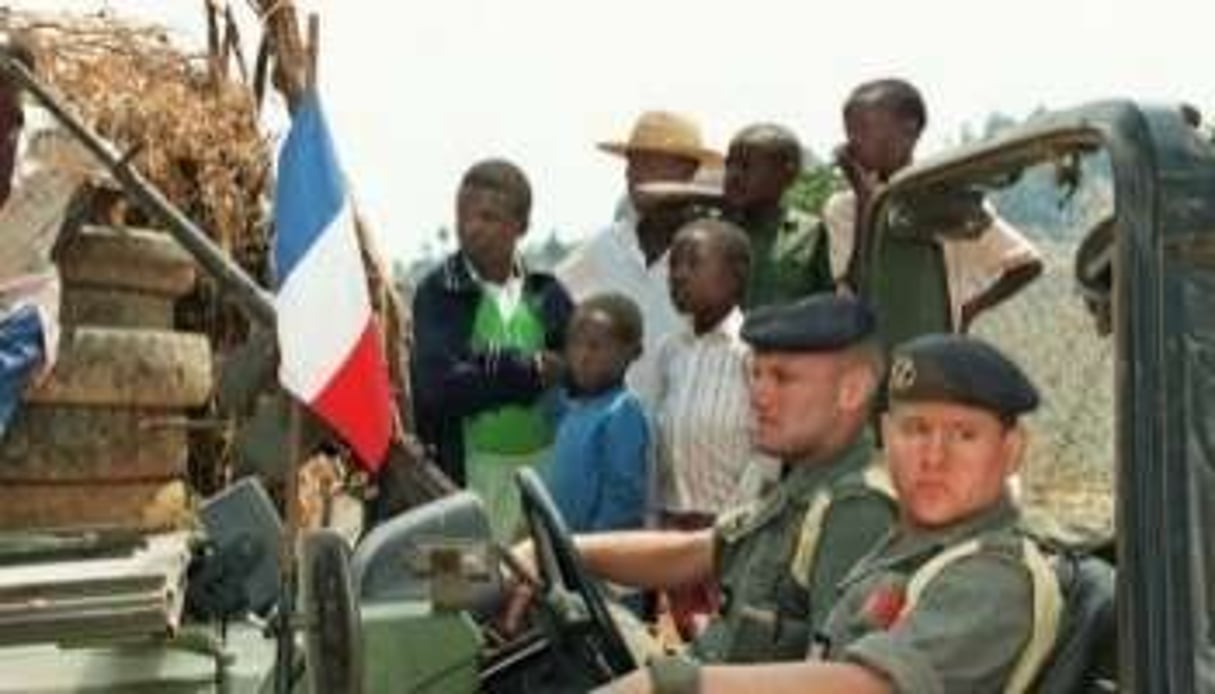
[6,9,272,278]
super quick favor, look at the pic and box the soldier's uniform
[815,335,1062,694]
[689,294,897,663]
[693,432,894,662]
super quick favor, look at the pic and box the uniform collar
[780,428,875,501]
[844,495,1021,586]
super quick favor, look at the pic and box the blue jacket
[546,385,649,533]
[410,252,574,485]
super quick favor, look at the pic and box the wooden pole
[252,0,307,111]
[275,396,303,693]
[306,13,319,93]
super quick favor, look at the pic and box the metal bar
[275,397,302,694]
[0,55,276,328]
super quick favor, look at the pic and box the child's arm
[411,285,544,419]
[589,398,650,531]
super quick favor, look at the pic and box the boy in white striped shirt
[652,217,778,636]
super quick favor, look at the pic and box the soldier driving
[507,293,896,663]
[614,334,1061,693]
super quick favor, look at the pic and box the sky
[24,0,1215,264]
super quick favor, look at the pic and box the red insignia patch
[861,583,907,630]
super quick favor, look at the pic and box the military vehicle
[271,100,1213,693]
[0,45,1212,691]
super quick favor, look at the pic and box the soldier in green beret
[617,334,1062,694]
[508,294,897,664]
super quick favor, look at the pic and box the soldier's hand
[499,539,540,635]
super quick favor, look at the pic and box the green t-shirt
[464,292,553,455]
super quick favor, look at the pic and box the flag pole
[275,18,320,691]
[276,395,303,693]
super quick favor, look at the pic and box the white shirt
[555,212,683,401]
[0,105,93,374]
[650,309,778,515]
[464,257,524,323]
[822,190,1041,328]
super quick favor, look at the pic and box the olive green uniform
[744,208,834,310]
[819,498,1038,694]
[691,433,896,663]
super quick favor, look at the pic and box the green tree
[783,165,843,216]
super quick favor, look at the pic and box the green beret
[887,334,1039,418]
[741,294,876,352]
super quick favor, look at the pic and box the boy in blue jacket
[546,293,649,533]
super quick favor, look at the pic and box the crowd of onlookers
[405,77,1144,693]
[410,77,1044,543]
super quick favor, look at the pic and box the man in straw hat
[556,111,723,401]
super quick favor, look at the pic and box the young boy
[823,78,1042,338]
[411,158,573,540]
[545,293,649,533]
[653,217,778,636]
[723,123,833,308]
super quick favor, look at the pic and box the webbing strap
[790,463,894,588]
[899,537,1063,694]
[1004,538,1063,694]
[790,490,831,589]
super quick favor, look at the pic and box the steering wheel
[515,467,636,678]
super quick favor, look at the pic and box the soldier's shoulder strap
[789,462,896,588]
[901,535,1063,694]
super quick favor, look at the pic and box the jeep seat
[1036,554,1117,693]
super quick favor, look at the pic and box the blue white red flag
[272,93,393,471]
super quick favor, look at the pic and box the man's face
[456,185,523,278]
[748,350,849,459]
[882,401,1022,529]
[625,151,699,204]
[724,141,793,210]
[842,104,918,179]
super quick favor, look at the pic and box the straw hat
[598,111,723,165]
[634,165,725,203]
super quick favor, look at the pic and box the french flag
[273,93,393,472]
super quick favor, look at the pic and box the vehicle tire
[0,480,188,530]
[26,326,212,408]
[58,225,197,298]
[61,286,175,329]
[0,404,187,482]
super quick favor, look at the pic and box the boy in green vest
[723,123,833,308]
[411,159,573,540]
